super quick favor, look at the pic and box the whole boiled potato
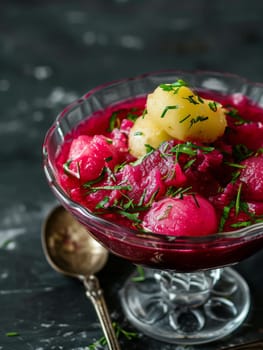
[128,114,172,158]
[146,84,227,143]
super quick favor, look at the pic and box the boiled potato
[146,84,227,143]
[128,114,172,158]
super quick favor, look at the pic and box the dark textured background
[0,1,263,349]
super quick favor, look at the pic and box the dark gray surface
[0,1,263,349]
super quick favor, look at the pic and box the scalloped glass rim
[43,70,263,247]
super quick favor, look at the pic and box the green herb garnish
[219,202,234,232]
[183,158,196,170]
[82,168,107,188]
[166,186,193,198]
[117,210,141,223]
[208,101,218,112]
[89,184,132,192]
[63,159,80,179]
[159,79,188,94]
[1,239,14,249]
[6,332,19,337]
[179,114,191,123]
[142,109,148,119]
[183,95,199,105]
[157,204,173,221]
[230,221,252,228]
[224,162,246,169]
[132,266,145,282]
[169,142,214,162]
[105,156,113,163]
[232,144,254,162]
[107,111,121,132]
[126,112,138,122]
[160,105,178,118]
[95,196,110,209]
[144,144,155,153]
[226,108,248,125]
[189,115,209,128]
[88,322,138,349]
[235,184,242,215]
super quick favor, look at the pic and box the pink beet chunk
[67,135,120,183]
[240,154,263,201]
[142,195,218,236]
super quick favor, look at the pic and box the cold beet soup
[55,80,263,244]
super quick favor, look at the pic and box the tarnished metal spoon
[42,205,121,350]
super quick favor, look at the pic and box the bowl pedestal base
[120,267,250,345]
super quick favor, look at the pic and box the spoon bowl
[42,205,120,350]
[42,205,108,277]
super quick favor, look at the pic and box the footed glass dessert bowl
[43,71,263,345]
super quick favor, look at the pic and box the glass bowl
[43,71,263,345]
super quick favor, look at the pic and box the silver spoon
[42,205,121,350]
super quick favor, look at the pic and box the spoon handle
[83,275,121,350]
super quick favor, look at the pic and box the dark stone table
[0,1,263,349]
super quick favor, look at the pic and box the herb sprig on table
[5,332,19,337]
[87,322,138,349]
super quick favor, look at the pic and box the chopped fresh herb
[231,170,241,183]
[144,144,155,153]
[219,202,234,232]
[233,144,254,162]
[162,167,176,181]
[63,159,80,179]
[224,162,246,169]
[137,189,147,207]
[171,143,197,161]
[197,95,204,104]
[132,265,145,282]
[183,95,199,105]
[134,131,144,136]
[226,108,248,125]
[107,111,121,132]
[114,161,127,172]
[189,115,209,128]
[188,143,215,153]
[256,148,263,156]
[126,112,138,122]
[157,204,173,220]
[179,114,191,123]
[96,196,110,209]
[231,221,252,228]
[166,186,193,198]
[105,166,117,182]
[159,80,188,94]
[145,189,159,206]
[122,197,135,210]
[113,322,138,341]
[105,137,113,144]
[82,168,107,188]
[6,332,19,337]
[88,322,137,349]
[183,158,196,170]
[117,210,141,223]
[89,184,132,192]
[235,184,242,215]
[192,194,200,208]
[1,239,14,249]
[160,105,178,118]
[166,186,178,197]
[142,109,148,119]
[63,159,72,173]
[105,156,113,163]
[208,101,218,112]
